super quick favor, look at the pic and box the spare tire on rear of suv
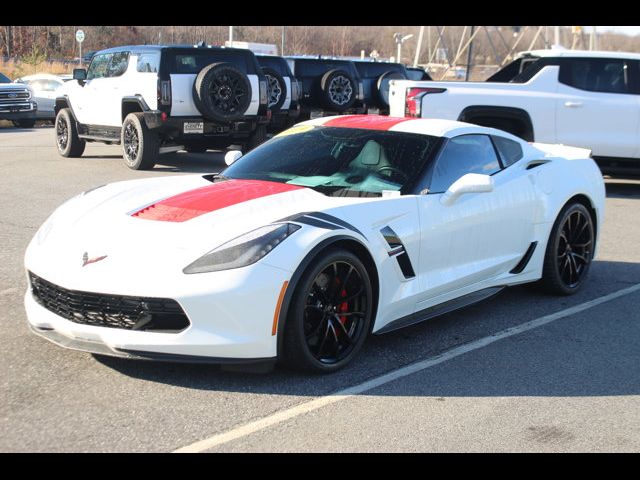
[261,67,287,112]
[193,62,252,122]
[376,71,407,106]
[320,69,357,111]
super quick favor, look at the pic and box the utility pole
[465,26,475,81]
[427,26,431,68]
[413,26,424,67]
[229,26,233,45]
[281,26,285,56]
[554,26,561,48]
[589,26,597,50]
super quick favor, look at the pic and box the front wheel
[55,108,85,157]
[282,249,373,373]
[121,112,159,170]
[540,203,595,295]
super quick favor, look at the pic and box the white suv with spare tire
[54,44,270,169]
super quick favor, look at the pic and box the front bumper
[24,261,291,362]
[0,101,37,120]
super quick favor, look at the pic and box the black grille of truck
[28,272,190,332]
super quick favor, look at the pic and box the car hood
[26,174,375,287]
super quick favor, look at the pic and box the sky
[598,26,640,36]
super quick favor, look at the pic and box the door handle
[564,101,583,108]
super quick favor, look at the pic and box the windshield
[0,72,11,83]
[223,126,440,197]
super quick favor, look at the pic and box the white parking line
[173,282,640,453]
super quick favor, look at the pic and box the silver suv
[54,44,270,169]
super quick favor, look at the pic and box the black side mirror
[73,68,87,85]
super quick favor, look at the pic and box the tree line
[2,26,640,66]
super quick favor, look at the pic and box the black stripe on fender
[277,211,366,239]
[380,226,415,279]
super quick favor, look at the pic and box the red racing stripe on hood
[132,179,304,222]
[323,115,409,131]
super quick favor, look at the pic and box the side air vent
[380,226,415,279]
[510,241,538,274]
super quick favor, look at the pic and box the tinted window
[0,72,11,83]
[559,59,630,94]
[354,62,404,78]
[108,52,129,77]
[429,135,501,193]
[492,136,523,167]
[136,52,160,73]
[406,68,431,81]
[172,52,248,74]
[224,126,439,197]
[257,56,292,76]
[87,53,113,79]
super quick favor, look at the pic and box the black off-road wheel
[121,112,159,170]
[193,62,252,122]
[262,66,287,112]
[320,69,357,112]
[540,202,595,295]
[55,108,85,157]
[282,249,373,373]
[244,124,267,152]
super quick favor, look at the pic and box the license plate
[184,122,203,134]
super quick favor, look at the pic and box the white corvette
[24,115,605,373]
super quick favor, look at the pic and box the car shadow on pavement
[93,259,640,399]
[605,179,640,199]
[151,151,226,173]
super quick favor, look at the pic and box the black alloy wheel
[122,122,139,161]
[283,249,373,373]
[540,202,595,295]
[56,115,68,151]
[556,208,593,288]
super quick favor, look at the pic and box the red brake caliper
[338,289,348,325]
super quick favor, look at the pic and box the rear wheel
[282,249,373,373]
[262,67,287,112]
[244,124,267,152]
[121,112,159,170]
[320,69,357,112]
[193,62,252,122]
[540,203,595,295]
[55,108,85,157]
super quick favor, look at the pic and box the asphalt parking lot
[1,125,639,452]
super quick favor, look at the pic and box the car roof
[520,48,640,60]
[96,44,253,55]
[298,115,524,140]
[15,73,66,82]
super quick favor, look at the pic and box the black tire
[121,112,159,170]
[55,108,85,157]
[540,202,595,295]
[282,248,373,373]
[319,69,357,111]
[193,62,252,122]
[244,124,267,152]
[261,67,287,112]
[13,119,36,128]
[376,71,407,106]
[184,145,208,153]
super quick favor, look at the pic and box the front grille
[29,272,190,332]
[0,90,30,102]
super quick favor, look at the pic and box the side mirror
[73,68,87,85]
[224,150,243,166]
[440,173,493,206]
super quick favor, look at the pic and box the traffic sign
[76,30,85,43]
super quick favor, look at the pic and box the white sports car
[24,115,605,373]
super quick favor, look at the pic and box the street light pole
[281,26,285,56]
[229,26,233,45]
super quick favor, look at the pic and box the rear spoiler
[530,142,593,161]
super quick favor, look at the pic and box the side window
[429,135,501,193]
[136,52,160,73]
[559,59,629,94]
[87,53,113,80]
[108,52,129,77]
[492,136,523,167]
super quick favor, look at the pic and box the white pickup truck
[389,49,640,175]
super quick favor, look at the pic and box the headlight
[183,223,300,274]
